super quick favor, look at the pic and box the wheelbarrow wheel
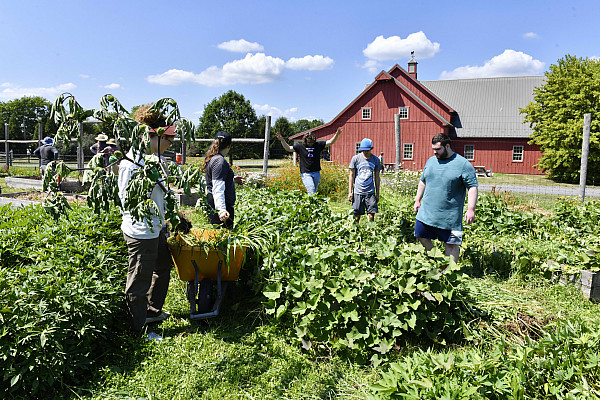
[197,278,213,313]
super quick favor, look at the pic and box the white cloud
[286,55,334,70]
[439,50,545,80]
[0,82,76,100]
[363,32,440,61]
[253,103,298,119]
[147,53,286,87]
[103,83,121,89]
[361,59,382,74]
[217,39,264,53]
[591,56,600,61]
[523,32,539,39]
[146,69,199,86]
[80,74,90,78]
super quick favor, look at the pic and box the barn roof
[289,69,453,140]
[421,75,545,138]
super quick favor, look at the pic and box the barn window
[464,145,475,161]
[398,107,409,119]
[361,108,371,120]
[512,145,524,162]
[403,143,413,160]
[355,142,361,154]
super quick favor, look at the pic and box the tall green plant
[43,94,202,228]
[0,205,126,397]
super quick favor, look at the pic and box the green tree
[197,90,260,160]
[292,118,324,135]
[0,96,54,153]
[272,117,295,159]
[521,55,600,182]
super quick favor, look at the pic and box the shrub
[0,204,127,397]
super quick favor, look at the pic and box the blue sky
[1,0,599,125]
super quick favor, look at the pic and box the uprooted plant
[43,93,204,228]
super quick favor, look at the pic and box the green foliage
[381,169,421,197]
[271,117,295,158]
[0,96,54,153]
[369,321,600,399]
[292,118,324,134]
[521,55,600,182]
[0,204,127,397]
[45,94,199,230]
[197,90,260,158]
[236,189,474,363]
[463,194,600,277]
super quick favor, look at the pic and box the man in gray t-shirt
[348,138,383,222]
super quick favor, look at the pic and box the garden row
[3,177,600,398]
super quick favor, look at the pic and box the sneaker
[145,331,163,341]
[145,310,171,324]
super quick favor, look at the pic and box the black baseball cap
[215,131,232,146]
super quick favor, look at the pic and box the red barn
[291,59,545,175]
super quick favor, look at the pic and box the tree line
[0,90,323,160]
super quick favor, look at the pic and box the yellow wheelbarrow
[167,229,246,320]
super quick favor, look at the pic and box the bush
[0,204,127,397]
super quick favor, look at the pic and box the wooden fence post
[579,113,592,202]
[77,122,84,171]
[263,116,271,176]
[394,114,401,170]
[4,123,9,169]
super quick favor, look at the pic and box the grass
[72,274,378,399]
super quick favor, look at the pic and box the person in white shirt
[118,127,176,339]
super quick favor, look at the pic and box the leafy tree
[272,117,295,159]
[292,118,324,135]
[0,96,54,152]
[521,55,600,182]
[197,90,260,160]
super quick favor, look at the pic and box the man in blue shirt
[348,138,383,222]
[414,133,478,262]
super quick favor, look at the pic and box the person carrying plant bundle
[203,131,240,229]
[348,138,383,222]
[33,136,59,176]
[118,124,176,341]
[414,133,478,263]
[275,127,343,195]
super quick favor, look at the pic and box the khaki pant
[123,229,172,334]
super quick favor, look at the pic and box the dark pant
[123,228,172,334]
[207,195,235,229]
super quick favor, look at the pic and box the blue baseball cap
[358,138,373,151]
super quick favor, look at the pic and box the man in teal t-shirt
[414,133,478,262]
